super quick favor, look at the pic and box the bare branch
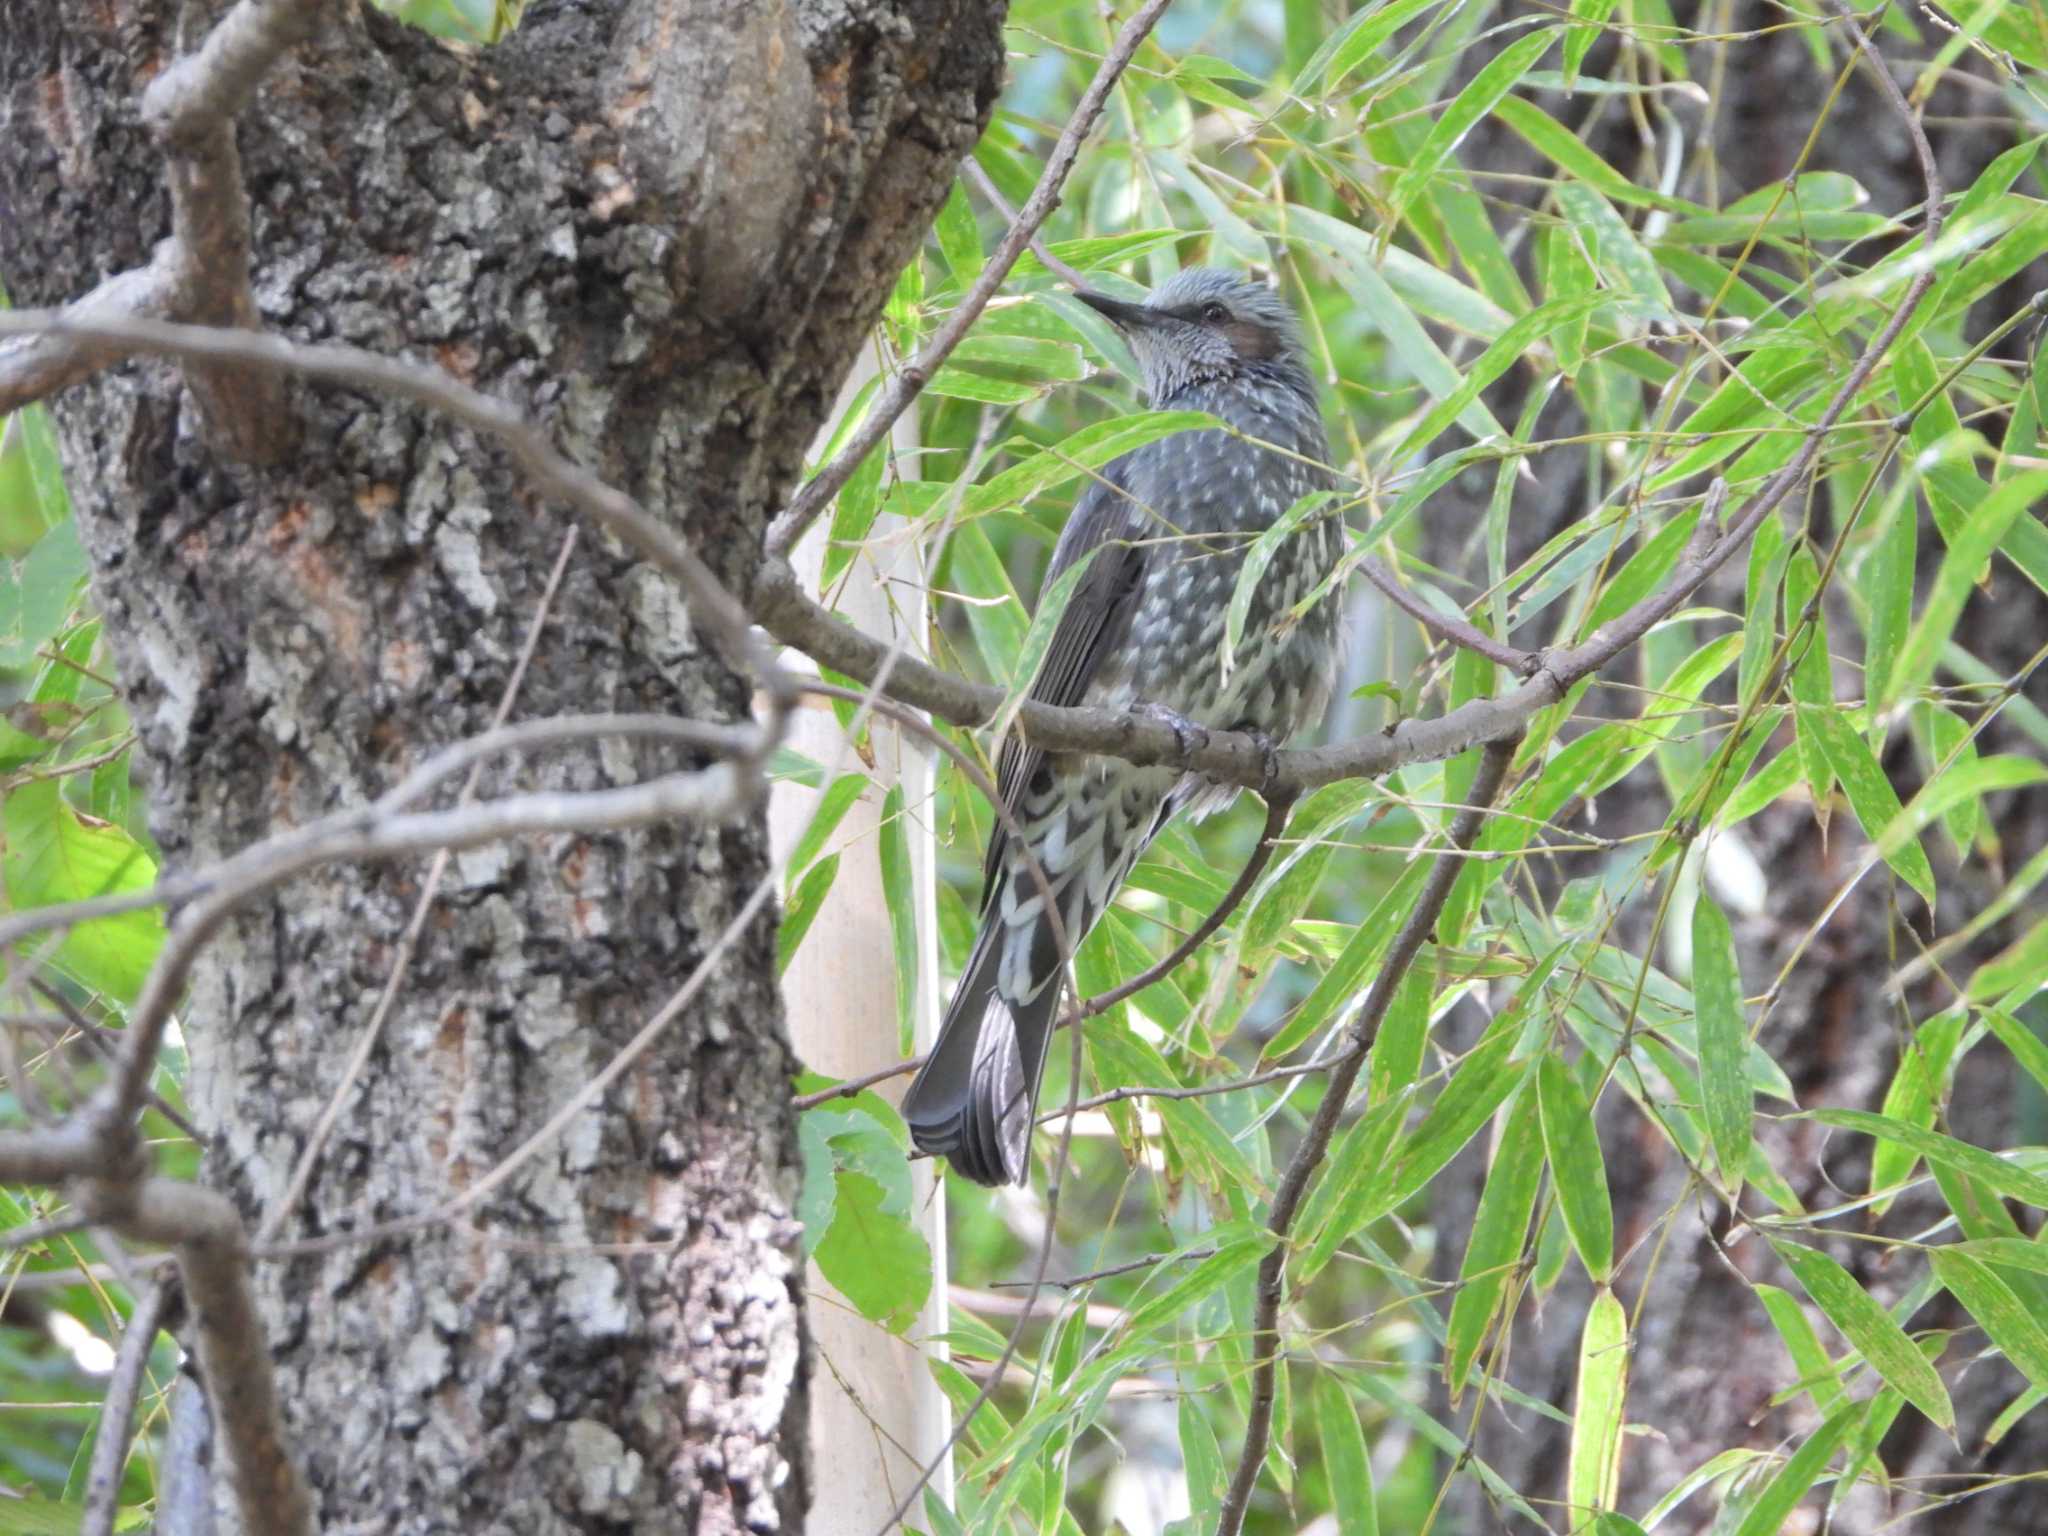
[1,1,328,440]
[88,1178,316,1536]
[0,309,788,706]
[960,158,1088,291]
[84,1269,175,1536]
[0,261,179,416]
[764,0,1178,560]
[1217,736,1516,1536]
[140,0,329,137]
[1358,554,1532,673]
[1070,789,1294,1020]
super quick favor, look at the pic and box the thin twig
[82,1269,175,1536]
[764,0,1178,561]
[1358,555,1532,672]
[1216,737,1516,1536]
[961,159,1089,290]
[88,1178,315,1536]
[1075,790,1297,1020]
[989,1244,1216,1291]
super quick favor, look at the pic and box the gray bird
[903,268,1342,1186]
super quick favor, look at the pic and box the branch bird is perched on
[903,269,1343,1185]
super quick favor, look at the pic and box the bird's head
[1076,268,1311,404]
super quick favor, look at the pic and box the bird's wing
[979,460,1150,901]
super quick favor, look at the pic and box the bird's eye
[1201,302,1230,323]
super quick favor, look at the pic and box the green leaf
[963,411,1222,518]
[1,779,165,1003]
[778,853,839,975]
[1538,1054,1614,1283]
[1387,29,1560,243]
[1445,1083,1544,1399]
[1181,1384,1227,1517]
[1930,1248,2048,1392]
[933,178,982,282]
[1869,1009,1966,1211]
[1567,1287,1628,1525]
[1729,1404,1862,1536]
[1952,1238,2048,1278]
[1739,511,1789,709]
[1691,888,1751,1195]
[1261,858,1431,1062]
[1224,492,1336,679]
[1769,1239,1953,1431]
[948,334,1086,380]
[1555,182,1677,326]
[1394,294,1606,458]
[1969,915,2048,1004]
[1754,1283,1849,1418]
[1982,1010,2048,1099]
[1862,480,1917,721]
[785,773,867,879]
[1801,701,1936,902]
[1892,470,2048,703]
[1806,1107,2048,1209]
[987,546,1102,748]
[0,1497,92,1536]
[1563,0,1618,88]
[1292,0,1441,92]
[878,784,918,1053]
[1314,1371,1378,1536]
[0,517,88,670]
[1491,96,1642,204]
[821,439,888,591]
[1320,232,1506,443]
[814,1166,930,1333]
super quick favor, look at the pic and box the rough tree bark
[1427,9,2048,1531]
[0,0,1001,1528]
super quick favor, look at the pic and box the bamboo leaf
[1770,1239,1954,1431]
[1446,1084,1545,1398]
[1806,1107,2048,1209]
[1691,888,1751,1195]
[1387,30,1560,239]
[1315,1371,1379,1536]
[1930,1248,2048,1392]
[1538,1054,1614,1284]
[1568,1288,1629,1524]
[1729,1404,1863,1536]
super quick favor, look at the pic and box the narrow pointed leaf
[1538,1054,1614,1283]
[1769,1239,1953,1431]
[1691,889,1751,1194]
[1567,1287,1629,1524]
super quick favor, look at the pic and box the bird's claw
[1240,726,1281,798]
[1135,701,1211,758]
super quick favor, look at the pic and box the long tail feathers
[903,920,1060,1186]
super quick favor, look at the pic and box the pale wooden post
[770,358,952,1526]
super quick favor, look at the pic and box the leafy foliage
[779,1,2048,1532]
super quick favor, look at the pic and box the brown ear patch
[1223,318,1282,361]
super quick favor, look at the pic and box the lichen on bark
[0,0,1004,1528]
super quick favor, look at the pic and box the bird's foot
[1135,701,1211,759]
[1229,721,1283,798]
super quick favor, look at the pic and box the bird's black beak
[1075,290,1156,331]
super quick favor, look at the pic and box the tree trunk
[0,0,1001,1528]
[1426,8,2048,1530]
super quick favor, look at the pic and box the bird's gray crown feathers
[1078,267,1313,405]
